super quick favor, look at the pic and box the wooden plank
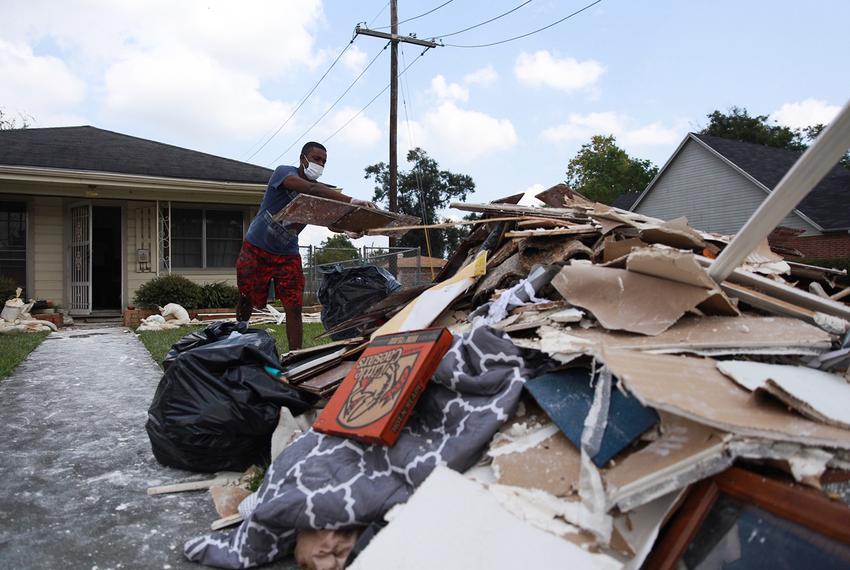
[505,226,598,238]
[450,202,588,222]
[365,216,537,235]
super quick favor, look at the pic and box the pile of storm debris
[147,183,850,570]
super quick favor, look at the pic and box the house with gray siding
[630,133,850,260]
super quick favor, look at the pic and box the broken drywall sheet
[729,439,833,488]
[556,315,831,356]
[602,348,850,450]
[526,369,659,468]
[717,360,850,429]
[489,423,582,498]
[617,489,687,570]
[274,194,419,233]
[349,467,620,570]
[625,247,738,316]
[637,217,706,250]
[603,414,731,512]
[552,263,716,336]
[602,237,649,263]
[372,253,487,337]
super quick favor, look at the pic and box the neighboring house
[0,126,273,315]
[630,133,850,260]
[396,255,446,288]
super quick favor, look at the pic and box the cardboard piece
[716,361,850,429]
[313,328,453,446]
[555,315,832,356]
[603,414,731,511]
[273,194,419,233]
[552,264,717,336]
[602,348,850,449]
[349,467,620,570]
[373,254,486,337]
[602,237,648,263]
[526,369,659,467]
[625,248,738,316]
[638,217,706,250]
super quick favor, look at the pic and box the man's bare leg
[284,305,303,351]
[236,294,254,323]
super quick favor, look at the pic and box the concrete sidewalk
[0,327,296,570]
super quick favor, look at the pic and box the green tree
[700,106,806,150]
[0,108,31,130]
[365,148,475,259]
[565,135,659,205]
[315,234,360,265]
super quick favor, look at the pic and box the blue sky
[2,0,847,247]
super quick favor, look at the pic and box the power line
[430,0,533,39]
[323,48,430,144]
[267,42,390,166]
[368,1,390,26]
[373,0,455,30]
[443,0,602,48]
[243,39,356,161]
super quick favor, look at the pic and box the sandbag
[317,265,401,339]
[146,322,316,472]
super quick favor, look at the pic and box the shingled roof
[694,133,850,231]
[0,126,273,184]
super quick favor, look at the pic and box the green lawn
[0,331,51,380]
[137,322,330,368]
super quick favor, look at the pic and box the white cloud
[464,65,498,86]
[518,184,546,206]
[0,39,87,126]
[320,107,382,149]
[4,0,324,79]
[542,112,682,147]
[424,102,517,160]
[430,75,469,102]
[103,47,294,144]
[341,45,368,74]
[514,50,605,93]
[773,99,841,130]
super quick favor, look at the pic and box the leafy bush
[199,282,240,309]
[134,274,203,309]
[0,276,19,303]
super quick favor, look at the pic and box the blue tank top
[244,165,302,255]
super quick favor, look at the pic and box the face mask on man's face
[304,159,323,181]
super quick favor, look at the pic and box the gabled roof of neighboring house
[0,126,274,184]
[612,191,640,210]
[631,133,850,231]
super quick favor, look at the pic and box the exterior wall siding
[634,139,819,236]
[31,196,65,304]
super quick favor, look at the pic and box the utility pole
[354,2,438,255]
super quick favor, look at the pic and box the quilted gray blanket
[185,326,532,568]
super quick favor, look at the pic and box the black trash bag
[317,264,401,340]
[146,323,316,473]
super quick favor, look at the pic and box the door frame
[66,199,126,316]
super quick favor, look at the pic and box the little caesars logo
[338,347,419,429]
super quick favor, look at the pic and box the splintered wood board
[272,194,419,232]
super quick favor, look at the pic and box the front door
[91,206,122,311]
[69,202,92,315]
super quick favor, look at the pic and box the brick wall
[769,232,850,260]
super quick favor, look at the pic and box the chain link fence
[299,245,429,306]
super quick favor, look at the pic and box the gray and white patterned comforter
[184,326,533,568]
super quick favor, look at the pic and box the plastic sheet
[317,265,401,340]
[146,322,315,472]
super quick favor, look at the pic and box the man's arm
[282,175,375,207]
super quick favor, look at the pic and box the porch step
[72,316,124,328]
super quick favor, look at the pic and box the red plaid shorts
[236,241,304,309]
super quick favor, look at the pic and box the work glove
[350,198,378,209]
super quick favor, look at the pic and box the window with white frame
[168,207,244,269]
